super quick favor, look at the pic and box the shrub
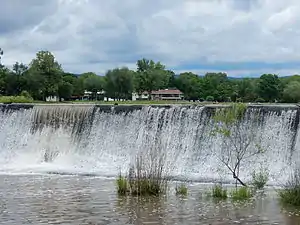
[206,96,214,102]
[0,95,33,103]
[175,183,188,196]
[212,184,228,199]
[279,168,300,206]
[116,174,129,195]
[255,97,265,103]
[230,187,253,201]
[116,154,168,196]
[20,91,32,99]
[251,169,269,190]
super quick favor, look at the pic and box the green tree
[58,81,74,101]
[81,72,104,100]
[135,58,170,99]
[202,73,233,101]
[62,73,84,97]
[234,78,258,102]
[282,81,300,103]
[104,67,133,100]
[9,62,28,95]
[176,72,201,101]
[28,51,63,100]
[258,74,282,102]
[0,67,8,95]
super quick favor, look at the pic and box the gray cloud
[1,0,300,76]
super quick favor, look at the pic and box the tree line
[0,49,300,103]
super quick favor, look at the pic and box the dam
[0,103,299,185]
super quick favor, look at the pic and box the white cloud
[0,0,300,76]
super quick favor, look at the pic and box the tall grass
[116,154,168,196]
[175,183,188,196]
[279,167,300,206]
[116,174,129,195]
[230,187,253,201]
[212,184,228,199]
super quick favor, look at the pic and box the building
[132,89,183,101]
[151,89,183,100]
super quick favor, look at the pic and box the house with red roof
[132,89,183,101]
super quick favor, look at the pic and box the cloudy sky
[0,0,300,77]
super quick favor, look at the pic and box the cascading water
[0,104,298,185]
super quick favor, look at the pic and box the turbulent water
[0,104,299,186]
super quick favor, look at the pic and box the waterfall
[0,104,298,185]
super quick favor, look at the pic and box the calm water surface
[0,175,299,225]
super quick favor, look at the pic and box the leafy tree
[167,70,176,88]
[62,73,84,97]
[58,81,74,101]
[81,72,104,100]
[135,58,170,99]
[13,62,28,76]
[202,73,233,101]
[258,74,282,102]
[176,72,201,101]
[28,51,63,100]
[282,81,300,103]
[104,67,133,100]
[0,67,8,95]
[234,78,258,102]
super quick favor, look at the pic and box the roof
[151,89,183,95]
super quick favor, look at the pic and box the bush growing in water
[230,187,253,201]
[212,184,228,199]
[116,174,129,195]
[116,155,168,196]
[279,167,300,206]
[251,168,269,190]
[175,183,188,196]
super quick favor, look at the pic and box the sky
[1,0,300,77]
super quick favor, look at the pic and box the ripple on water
[0,175,300,224]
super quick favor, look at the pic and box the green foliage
[0,48,300,103]
[251,168,269,190]
[0,96,33,103]
[176,72,202,101]
[115,155,168,196]
[58,81,74,100]
[206,96,214,102]
[175,183,188,196]
[20,90,32,99]
[28,50,63,99]
[134,58,170,97]
[116,174,129,195]
[104,67,133,100]
[212,184,228,199]
[213,103,247,125]
[282,81,300,103]
[258,74,282,102]
[230,187,253,201]
[255,97,265,103]
[279,168,300,206]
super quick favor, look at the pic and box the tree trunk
[233,171,247,187]
[148,91,152,100]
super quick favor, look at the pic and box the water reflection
[0,175,300,224]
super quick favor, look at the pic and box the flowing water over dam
[0,103,299,186]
